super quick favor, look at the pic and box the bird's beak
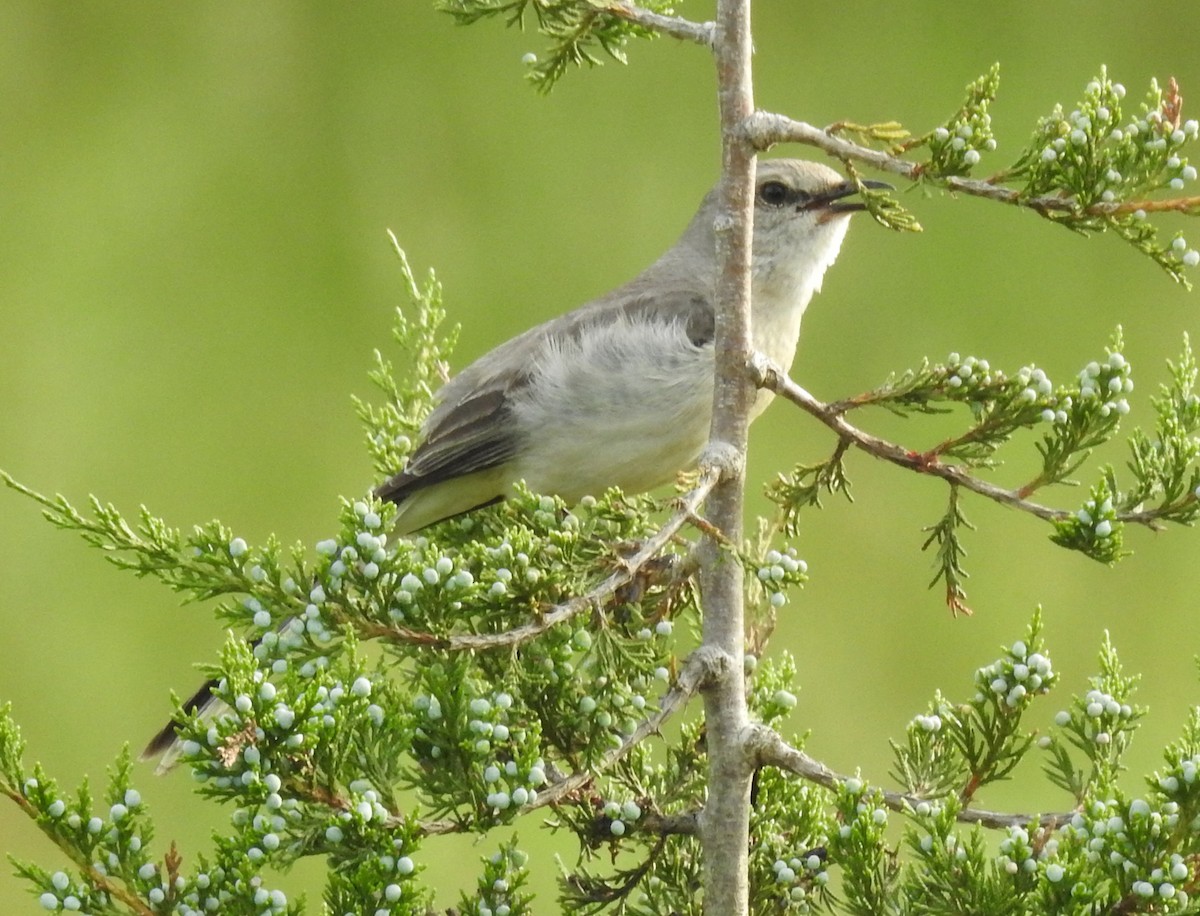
[825,178,894,214]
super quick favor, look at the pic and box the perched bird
[142,158,881,770]
[376,158,882,534]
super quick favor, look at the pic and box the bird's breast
[751,281,813,375]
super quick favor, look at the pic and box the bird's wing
[372,284,714,508]
[372,365,526,504]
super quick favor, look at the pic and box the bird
[375,158,882,534]
[142,158,882,771]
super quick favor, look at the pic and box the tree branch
[356,466,720,651]
[367,646,724,839]
[745,110,1200,217]
[745,112,920,180]
[699,1,758,913]
[598,1,714,46]
[639,811,700,835]
[526,645,727,813]
[754,354,1190,532]
[0,785,157,915]
[744,725,1071,831]
[752,354,1066,522]
[279,649,723,841]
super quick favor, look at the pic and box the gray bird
[376,158,881,533]
[143,158,880,771]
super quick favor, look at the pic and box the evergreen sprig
[436,0,673,92]
[1050,334,1200,562]
[1122,334,1200,519]
[0,722,305,915]
[891,611,1058,807]
[988,67,1199,285]
[911,64,1001,178]
[921,484,974,617]
[767,442,852,539]
[353,233,459,481]
[769,330,1200,600]
[1042,631,1145,800]
[457,839,534,916]
[903,799,1020,916]
[807,66,1200,285]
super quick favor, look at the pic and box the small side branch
[1,786,157,915]
[527,645,726,812]
[751,355,1066,523]
[746,112,921,181]
[284,649,722,840]
[360,466,721,651]
[745,111,1200,218]
[640,811,700,835]
[598,1,715,46]
[744,725,1070,831]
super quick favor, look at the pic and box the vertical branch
[698,1,757,914]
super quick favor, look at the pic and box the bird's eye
[758,180,789,207]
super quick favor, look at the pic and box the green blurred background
[2,2,1198,910]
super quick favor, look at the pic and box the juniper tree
[4,3,1200,915]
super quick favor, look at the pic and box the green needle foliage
[436,0,674,93]
[911,64,1001,179]
[921,485,974,617]
[853,66,1200,284]
[1006,69,1198,284]
[353,234,460,481]
[3,5,1200,911]
[768,329,1200,613]
[3,238,1200,913]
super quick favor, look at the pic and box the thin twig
[640,811,700,835]
[598,1,715,46]
[745,112,921,180]
[751,354,1067,523]
[745,725,1071,830]
[336,646,724,838]
[0,786,157,914]
[358,467,721,651]
[744,111,1200,217]
[755,355,1185,530]
[523,645,727,812]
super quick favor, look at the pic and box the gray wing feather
[373,283,714,507]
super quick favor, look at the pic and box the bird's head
[747,158,888,300]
